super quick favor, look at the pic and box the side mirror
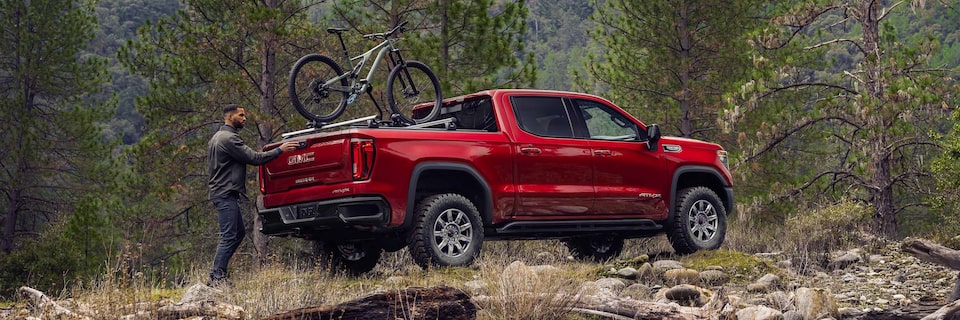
[646,124,661,152]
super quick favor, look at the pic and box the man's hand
[278,141,299,152]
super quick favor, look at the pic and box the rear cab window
[433,96,499,132]
[510,96,575,138]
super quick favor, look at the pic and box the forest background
[1,0,959,299]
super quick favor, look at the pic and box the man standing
[207,104,298,285]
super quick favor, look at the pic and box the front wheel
[408,193,483,269]
[667,187,727,255]
[289,54,349,124]
[386,61,442,125]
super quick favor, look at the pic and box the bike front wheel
[289,54,349,124]
[386,61,442,125]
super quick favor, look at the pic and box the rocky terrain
[4,239,959,319]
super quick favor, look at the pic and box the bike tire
[386,61,442,125]
[289,54,349,124]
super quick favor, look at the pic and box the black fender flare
[405,162,494,228]
[666,165,734,228]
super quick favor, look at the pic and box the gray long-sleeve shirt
[208,125,282,199]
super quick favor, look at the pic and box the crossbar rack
[281,115,378,139]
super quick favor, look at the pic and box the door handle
[520,147,542,154]
[593,149,612,156]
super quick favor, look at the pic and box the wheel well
[676,171,731,214]
[412,168,490,224]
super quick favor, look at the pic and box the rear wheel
[668,186,727,254]
[289,54,348,124]
[386,61,442,125]
[564,235,624,262]
[314,240,381,275]
[408,193,483,269]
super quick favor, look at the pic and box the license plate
[297,205,317,219]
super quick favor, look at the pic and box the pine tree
[0,0,115,292]
[118,0,324,268]
[586,0,762,139]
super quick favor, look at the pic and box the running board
[494,219,662,235]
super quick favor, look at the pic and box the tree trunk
[678,2,692,138]
[858,0,897,239]
[253,0,279,266]
[1,189,18,254]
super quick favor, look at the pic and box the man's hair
[223,104,242,116]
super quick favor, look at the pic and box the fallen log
[921,299,960,320]
[568,288,731,320]
[19,286,91,319]
[259,285,476,320]
[902,238,960,301]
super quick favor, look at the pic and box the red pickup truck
[259,89,733,274]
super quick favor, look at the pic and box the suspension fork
[388,49,418,94]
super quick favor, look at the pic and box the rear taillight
[351,139,375,180]
[258,165,266,193]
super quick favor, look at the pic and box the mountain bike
[289,21,442,126]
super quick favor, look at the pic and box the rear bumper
[259,196,391,236]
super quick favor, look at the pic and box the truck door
[509,95,595,216]
[572,99,668,219]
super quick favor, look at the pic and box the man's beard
[232,119,244,130]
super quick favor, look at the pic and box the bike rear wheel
[386,61,442,125]
[289,54,349,124]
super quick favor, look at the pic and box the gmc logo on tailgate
[287,152,315,166]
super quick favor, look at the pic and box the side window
[511,96,574,138]
[576,99,641,141]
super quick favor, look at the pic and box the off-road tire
[314,240,381,275]
[408,193,483,269]
[564,235,625,262]
[668,186,727,255]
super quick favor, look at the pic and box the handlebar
[362,21,409,40]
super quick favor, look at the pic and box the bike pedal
[347,94,358,105]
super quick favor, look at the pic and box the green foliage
[329,0,536,97]
[0,196,112,298]
[724,1,957,239]
[586,0,763,139]
[681,250,777,281]
[0,0,119,296]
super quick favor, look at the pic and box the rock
[624,254,649,265]
[776,260,793,269]
[181,283,222,303]
[637,263,655,280]
[595,278,626,294]
[663,268,700,285]
[463,280,486,295]
[782,310,803,320]
[766,291,792,310]
[664,284,701,302]
[795,287,839,320]
[700,270,729,286]
[757,273,781,287]
[747,283,769,293]
[534,251,554,263]
[653,260,684,270]
[616,267,639,280]
[735,305,783,320]
[829,252,861,270]
[621,284,651,299]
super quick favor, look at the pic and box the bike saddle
[326,27,349,34]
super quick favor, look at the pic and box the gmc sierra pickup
[258,89,734,274]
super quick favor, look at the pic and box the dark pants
[211,192,244,280]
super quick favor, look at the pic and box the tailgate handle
[520,146,542,154]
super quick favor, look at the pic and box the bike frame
[324,37,403,95]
